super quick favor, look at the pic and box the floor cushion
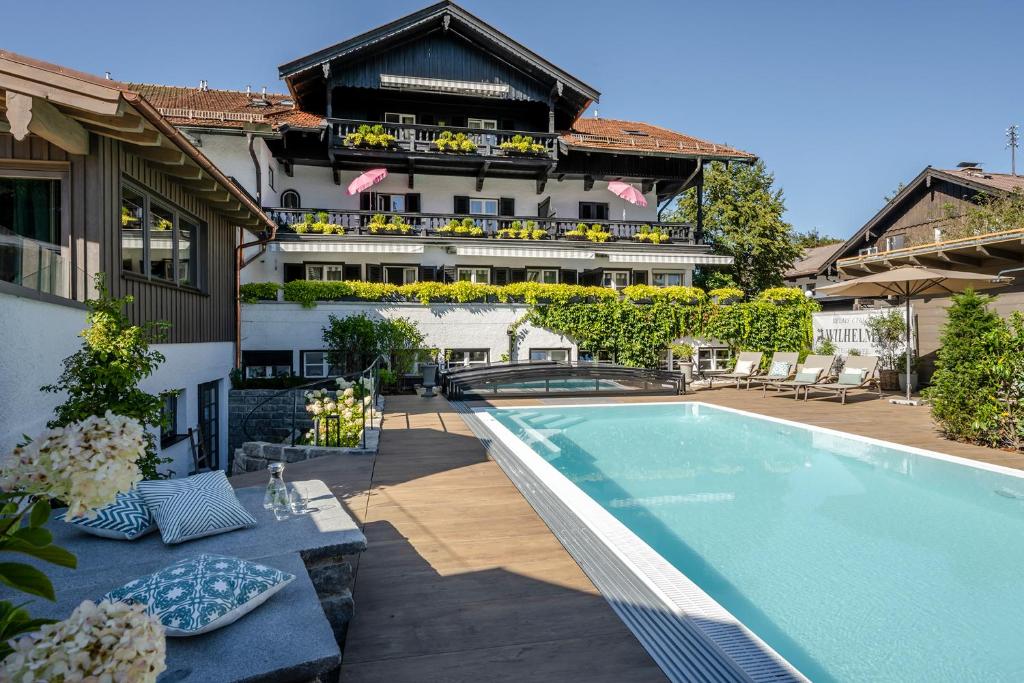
[63,490,156,541]
[137,471,257,545]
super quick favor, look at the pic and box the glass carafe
[263,462,290,518]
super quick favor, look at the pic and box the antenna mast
[1007,124,1019,176]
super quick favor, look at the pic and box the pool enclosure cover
[443,361,685,399]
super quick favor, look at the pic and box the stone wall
[228,388,315,459]
[232,432,379,474]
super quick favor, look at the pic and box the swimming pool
[479,402,1024,682]
[493,378,624,391]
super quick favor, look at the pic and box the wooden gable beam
[583,175,594,191]
[65,103,145,134]
[4,91,89,155]
[125,142,187,166]
[476,160,490,192]
[332,168,341,186]
[536,175,547,195]
[82,122,160,146]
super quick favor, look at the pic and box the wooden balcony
[264,208,701,245]
[327,118,559,162]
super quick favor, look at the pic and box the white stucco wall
[242,301,576,368]
[0,291,231,476]
[191,131,277,206]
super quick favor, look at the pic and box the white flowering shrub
[1,599,166,682]
[1,412,146,519]
[303,388,364,447]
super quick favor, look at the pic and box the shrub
[434,130,477,153]
[633,225,670,244]
[322,314,425,377]
[437,218,483,237]
[345,124,396,149]
[239,282,281,303]
[290,211,343,235]
[499,134,546,155]
[41,274,171,480]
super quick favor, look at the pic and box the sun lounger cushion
[734,359,755,375]
[795,367,823,383]
[768,361,791,377]
[63,490,156,541]
[138,471,257,545]
[838,368,867,386]
[104,553,294,636]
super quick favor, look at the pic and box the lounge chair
[745,352,800,390]
[705,351,763,389]
[803,355,882,404]
[761,355,837,400]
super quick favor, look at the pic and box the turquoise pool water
[489,402,1024,682]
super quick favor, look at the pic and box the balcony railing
[327,118,559,160]
[0,232,68,298]
[265,208,700,244]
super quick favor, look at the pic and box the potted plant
[344,124,397,149]
[437,218,484,237]
[633,225,670,244]
[292,211,344,235]
[367,214,413,236]
[671,343,695,383]
[499,134,547,156]
[866,309,908,391]
[497,220,547,240]
[434,131,477,154]
[897,350,920,393]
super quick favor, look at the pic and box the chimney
[104,71,111,80]
[246,85,252,96]
[261,86,267,98]
[198,79,209,92]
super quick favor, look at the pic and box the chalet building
[0,52,275,472]
[813,164,1024,377]
[128,1,752,376]
[783,242,844,298]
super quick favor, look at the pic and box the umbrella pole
[905,293,912,401]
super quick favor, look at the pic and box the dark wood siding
[1,132,237,345]
[860,179,982,252]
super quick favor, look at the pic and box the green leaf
[3,539,76,568]
[29,499,51,528]
[0,563,56,601]
[12,526,52,547]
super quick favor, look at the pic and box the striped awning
[272,242,424,254]
[604,252,734,265]
[380,74,509,98]
[456,245,595,260]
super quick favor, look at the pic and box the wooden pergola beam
[82,122,160,146]
[125,142,187,166]
[936,250,981,267]
[976,245,1021,262]
[65,103,145,133]
[4,91,89,155]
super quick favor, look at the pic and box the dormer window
[621,129,649,136]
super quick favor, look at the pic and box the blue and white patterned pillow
[137,471,257,545]
[767,360,791,378]
[103,554,294,636]
[64,490,156,541]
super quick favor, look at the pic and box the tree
[793,228,843,249]
[322,314,426,375]
[669,160,801,296]
[42,274,171,480]
[884,182,907,204]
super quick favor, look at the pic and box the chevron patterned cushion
[103,553,294,636]
[63,490,156,540]
[137,471,257,545]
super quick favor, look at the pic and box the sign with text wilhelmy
[811,309,915,356]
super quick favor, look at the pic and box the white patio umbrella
[817,266,1012,402]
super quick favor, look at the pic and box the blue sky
[7,0,1022,238]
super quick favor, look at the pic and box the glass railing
[0,232,68,298]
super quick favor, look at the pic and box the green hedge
[240,280,820,369]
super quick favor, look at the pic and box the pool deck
[235,388,1023,682]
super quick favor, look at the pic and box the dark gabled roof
[279,1,599,113]
[821,165,1021,276]
[784,243,845,278]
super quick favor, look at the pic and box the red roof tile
[122,83,323,130]
[562,117,754,160]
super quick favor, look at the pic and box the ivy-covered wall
[240,281,819,368]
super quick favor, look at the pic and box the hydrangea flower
[1,599,166,683]
[1,412,146,518]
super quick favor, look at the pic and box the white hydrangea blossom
[1,412,146,518]
[1,599,166,683]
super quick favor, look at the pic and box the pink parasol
[347,168,388,195]
[607,181,648,207]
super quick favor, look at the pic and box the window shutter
[359,192,372,211]
[492,268,511,286]
[343,264,362,281]
[510,269,527,283]
[418,266,437,282]
[579,202,592,220]
[596,203,609,220]
[453,195,470,214]
[442,266,457,283]
[366,264,383,283]
[283,263,304,283]
[561,269,578,285]
[631,270,649,285]
[538,197,552,218]
[405,193,421,213]
[499,197,515,216]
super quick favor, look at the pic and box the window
[602,271,630,289]
[384,112,416,125]
[280,189,300,209]
[305,264,347,281]
[579,202,609,220]
[302,351,340,378]
[698,346,734,372]
[885,234,905,251]
[160,392,179,448]
[268,166,275,191]
[468,118,498,130]
[371,193,406,213]
[385,265,418,285]
[469,198,498,215]
[621,129,649,137]
[933,227,943,242]
[530,348,569,362]
[448,349,489,367]
[526,269,558,284]
[652,271,684,287]
[120,182,205,289]
[1,173,66,296]
[579,349,615,365]
[242,350,293,378]
[197,380,220,470]
[457,267,490,284]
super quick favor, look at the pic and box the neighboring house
[826,164,1024,377]
[783,242,844,299]
[136,1,752,376]
[0,51,275,473]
